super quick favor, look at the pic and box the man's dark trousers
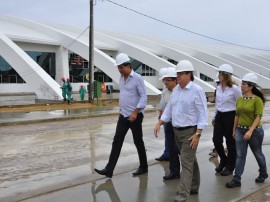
[164,121,180,175]
[105,113,148,172]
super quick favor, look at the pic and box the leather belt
[217,110,235,114]
[175,125,196,130]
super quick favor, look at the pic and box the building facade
[1,15,270,100]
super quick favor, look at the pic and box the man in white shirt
[155,67,180,180]
[154,60,208,202]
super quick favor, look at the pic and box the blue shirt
[119,70,147,117]
[161,81,208,130]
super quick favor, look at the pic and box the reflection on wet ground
[0,100,270,201]
[0,105,157,125]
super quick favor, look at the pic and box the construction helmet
[214,73,220,82]
[159,68,168,80]
[176,60,194,72]
[218,64,233,75]
[242,73,258,85]
[114,53,130,66]
[61,77,65,81]
[66,78,70,81]
[165,67,177,78]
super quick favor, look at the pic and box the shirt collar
[121,69,134,78]
[130,69,134,76]
[179,81,192,90]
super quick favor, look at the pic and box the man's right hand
[154,124,160,138]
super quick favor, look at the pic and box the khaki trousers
[173,126,200,202]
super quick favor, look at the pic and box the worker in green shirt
[79,85,86,101]
[66,78,72,105]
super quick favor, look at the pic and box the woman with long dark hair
[226,73,268,188]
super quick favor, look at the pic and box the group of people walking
[94,52,268,202]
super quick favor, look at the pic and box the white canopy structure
[0,15,270,100]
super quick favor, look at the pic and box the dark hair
[122,62,131,67]
[248,83,265,104]
[189,72,194,81]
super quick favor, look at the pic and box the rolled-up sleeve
[161,97,172,123]
[136,78,147,109]
[195,88,208,129]
[159,93,166,111]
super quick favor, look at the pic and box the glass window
[200,73,213,82]
[69,52,113,83]
[0,55,26,83]
[26,51,56,78]
[141,64,156,76]
[0,51,55,84]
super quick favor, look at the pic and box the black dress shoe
[226,178,241,188]
[155,155,169,161]
[163,174,180,180]
[255,172,268,183]
[190,190,199,195]
[215,164,225,173]
[132,167,148,176]
[94,168,113,178]
[220,168,233,176]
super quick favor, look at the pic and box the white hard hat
[114,53,130,66]
[165,67,177,78]
[159,68,168,80]
[242,73,258,85]
[215,73,219,82]
[218,64,233,75]
[176,60,194,72]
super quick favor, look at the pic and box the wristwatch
[195,133,201,137]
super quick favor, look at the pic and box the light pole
[88,0,94,102]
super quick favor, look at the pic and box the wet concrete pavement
[0,97,270,201]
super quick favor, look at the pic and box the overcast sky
[1,0,270,50]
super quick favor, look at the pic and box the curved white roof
[0,15,270,100]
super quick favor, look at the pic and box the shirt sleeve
[213,85,221,119]
[195,88,208,129]
[136,76,147,109]
[234,85,242,101]
[160,93,172,123]
[159,91,166,111]
[255,97,264,117]
[235,97,241,116]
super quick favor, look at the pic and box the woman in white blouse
[212,64,241,176]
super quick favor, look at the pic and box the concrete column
[55,46,69,84]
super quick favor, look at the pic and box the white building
[1,15,270,100]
